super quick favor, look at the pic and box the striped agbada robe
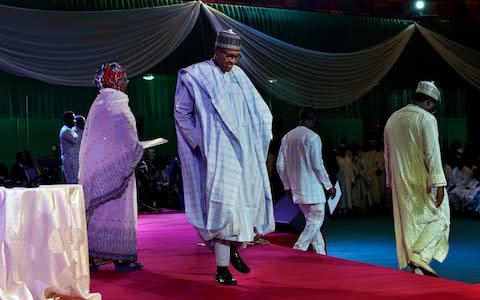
[384,104,450,271]
[174,59,274,243]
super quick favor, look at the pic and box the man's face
[426,99,439,114]
[75,117,85,130]
[214,48,241,72]
[66,114,76,128]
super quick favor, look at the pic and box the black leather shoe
[230,248,250,274]
[89,263,100,273]
[216,267,237,285]
[114,262,144,272]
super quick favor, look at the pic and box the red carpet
[90,212,480,299]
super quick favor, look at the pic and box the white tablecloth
[0,184,101,300]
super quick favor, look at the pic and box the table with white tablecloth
[0,184,101,300]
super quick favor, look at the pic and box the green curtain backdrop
[0,72,178,167]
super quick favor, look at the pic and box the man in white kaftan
[174,29,274,285]
[384,81,450,277]
[363,140,385,208]
[79,62,144,272]
[59,111,80,183]
[448,155,473,212]
[336,144,354,212]
[70,115,85,184]
[351,145,370,213]
[276,107,336,255]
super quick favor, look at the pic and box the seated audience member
[10,151,39,187]
[474,190,480,213]
[461,168,480,212]
[0,162,9,184]
[37,154,62,184]
[448,154,473,212]
[443,161,453,186]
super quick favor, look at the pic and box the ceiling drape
[416,24,480,92]
[0,1,479,108]
[0,2,200,86]
[203,4,415,108]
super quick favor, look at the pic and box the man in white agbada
[79,62,144,272]
[70,114,85,183]
[448,154,473,212]
[276,107,336,255]
[335,143,354,212]
[174,29,274,285]
[59,110,79,183]
[384,80,450,277]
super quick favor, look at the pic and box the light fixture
[142,74,155,81]
[267,79,277,84]
[415,1,425,12]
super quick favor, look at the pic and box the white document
[327,181,342,215]
[139,137,168,149]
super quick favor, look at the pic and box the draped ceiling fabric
[203,5,415,108]
[416,24,480,92]
[0,1,479,108]
[0,2,201,86]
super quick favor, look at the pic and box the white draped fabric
[203,5,415,108]
[0,185,100,300]
[0,2,201,86]
[0,2,479,108]
[416,24,480,91]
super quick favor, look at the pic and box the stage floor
[89,212,480,300]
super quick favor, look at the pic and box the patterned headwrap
[94,62,127,90]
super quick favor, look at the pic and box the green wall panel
[0,118,60,168]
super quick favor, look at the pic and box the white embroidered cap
[214,29,241,51]
[416,80,440,102]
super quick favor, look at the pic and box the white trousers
[214,240,230,267]
[294,203,326,255]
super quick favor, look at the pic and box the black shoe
[216,267,237,285]
[114,262,144,272]
[230,248,250,274]
[89,263,100,273]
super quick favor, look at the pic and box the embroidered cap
[214,29,241,51]
[416,80,440,102]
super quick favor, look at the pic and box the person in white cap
[174,29,274,285]
[384,80,450,277]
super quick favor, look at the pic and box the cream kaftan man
[384,81,449,277]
